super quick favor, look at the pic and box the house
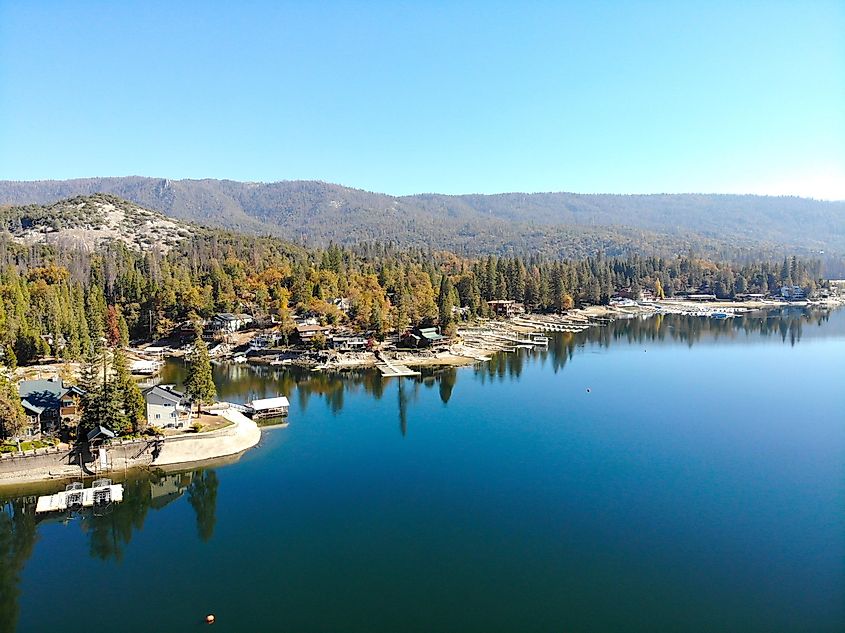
[296,323,331,343]
[401,326,448,349]
[211,313,254,334]
[487,300,525,317]
[684,293,717,302]
[330,297,351,312]
[331,335,368,351]
[780,285,807,301]
[143,385,193,429]
[18,378,85,436]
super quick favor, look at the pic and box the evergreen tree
[185,337,216,413]
[437,275,455,331]
[112,347,146,433]
[3,345,17,373]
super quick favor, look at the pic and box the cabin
[401,326,448,349]
[296,323,331,343]
[487,300,525,317]
[211,313,254,334]
[780,285,807,301]
[250,396,290,419]
[18,378,85,436]
[683,293,717,302]
[331,335,368,352]
[143,385,193,429]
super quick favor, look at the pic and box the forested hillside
[0,196,827,370]
[1,178,842,268]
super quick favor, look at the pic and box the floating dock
[36,482,124,514]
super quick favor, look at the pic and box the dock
[376,353,421,377]
[36,481,124,514]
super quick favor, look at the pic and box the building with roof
[487,300,525,317]
[331,335,368,351]
[401,326,448,349]
[143,385,193,429]
[18,377,84,436]
[296,323,331,343]
[211,313,254,334]
[249,396,290,419]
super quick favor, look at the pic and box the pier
[376,353,421,377]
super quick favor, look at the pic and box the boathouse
[250,396,290,419]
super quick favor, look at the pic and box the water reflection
[158,309,841,416]
[0,308,841,632]
[0,467,220,632]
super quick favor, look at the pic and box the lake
[2,308,843,633]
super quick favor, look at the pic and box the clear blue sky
[1,1,843,199]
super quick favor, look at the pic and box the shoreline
[0,408,261,488]
[3,298,840,487]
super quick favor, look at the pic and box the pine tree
[437,275,454,332]
[185,337,216,414]
[4,345,17,373]
[112,347,146,433]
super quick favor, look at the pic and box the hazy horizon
[1,174,843,203]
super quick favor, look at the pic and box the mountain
[0,193,192,253]
[0,177,843,261]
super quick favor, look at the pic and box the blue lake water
[2,309,844,632]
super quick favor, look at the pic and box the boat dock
[36,481,124,514]
[376,353,421,377]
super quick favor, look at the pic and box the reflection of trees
[187,469,219,542]
[156,309,836,420]
[0,499,37,633]
[84,476,153,561]
[437,368,457,404]
[0,467,220,628]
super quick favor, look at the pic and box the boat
[232,354,248,363]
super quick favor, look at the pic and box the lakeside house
[401,326,448,349]
[296,323,332,343]
[18,378,84,437]
[211,313,254,334]
[487,300,525,317]
[143,385,193,429]
[331,335,368,351]
[780,285,807,300]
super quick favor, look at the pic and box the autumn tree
[0,375,27,439]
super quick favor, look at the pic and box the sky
[1,1,843,199]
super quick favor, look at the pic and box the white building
[143,385,193,429]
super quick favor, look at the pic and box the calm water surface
[2,309,844,633]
